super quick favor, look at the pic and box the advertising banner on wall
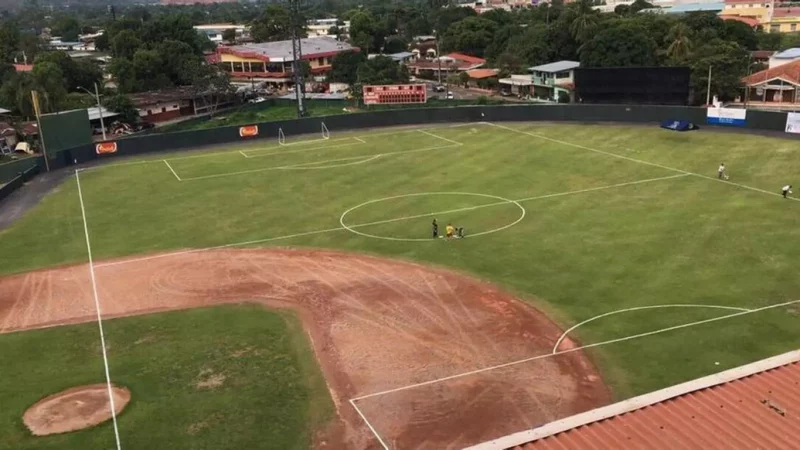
[706,108,747,127]
[95,141,117,155]
[239,125,259,137]
[785,112,800,134]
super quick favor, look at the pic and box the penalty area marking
[551,303,752,354]
[339,192,526,242]
[163,160,181,181]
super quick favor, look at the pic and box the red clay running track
[0,248,609,449]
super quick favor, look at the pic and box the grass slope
[0,305,333,450]
[1,122,799,401]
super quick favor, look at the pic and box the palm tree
[570,0,599,43]
[666,23,693,63]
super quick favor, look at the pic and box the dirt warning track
[0,249,609,449]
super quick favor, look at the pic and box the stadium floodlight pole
[290,0,306,118]
[706,65,712,106]
[79,83,107,141]
[31,90,50,172]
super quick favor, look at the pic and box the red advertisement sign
[239,125,259,137]
[95,141,117,154]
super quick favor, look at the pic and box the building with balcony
[216,37,357,87]
[720,0,771,23]
[194,24,249,44]
[768,7,800,33]
[500,60,579,101]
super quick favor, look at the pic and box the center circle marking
[339,192,526,242]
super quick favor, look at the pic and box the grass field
[1,121,800,448]
[0,305,332,450]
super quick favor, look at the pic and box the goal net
[278,128,286,146]
[322,122,330,140]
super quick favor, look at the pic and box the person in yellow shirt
[445,223,455,238]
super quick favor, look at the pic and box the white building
[194,24,249,43]
[769,48,800,69]
[307,18,350,38]
[500,60,580,101]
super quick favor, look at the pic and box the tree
[132,49,169,90]
[222,28,237,43]
[328,50,368,85]
[349,10,385,53]
[104,94,139,125]
[0,21,20,63]
[495,52,524,77]
[458,70,470,88]
[688,39,747,102]
[356,55,409,85]
[383,36,409,54]
[569,0,600,43]
[629,0,654,13]
[109,58,137,93]
[155,40,199,86]
[18,33,42,62]
[53,15,81,42]
[112,30,142,60]
[191,64,234,115]
[557,91,571,103]
[579,23,659,67]
[0,73,37,117]
[251,4,303,43]
[441,16,498,57]
[722,20,757,51]
[665,23,693,64]
[32,61,67,112]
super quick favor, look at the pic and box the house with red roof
[406,52,486,78]
[741,58,800,106]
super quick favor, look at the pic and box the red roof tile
[446,52,486,65]
[467,69,499,79]
[743,59,800,86]
[470,351,800,450]
[13,64,33,72]
[772,7,800,17]
[721,15,760,27]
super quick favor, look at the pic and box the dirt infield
[0,249,609,449]
[23,384,130,436]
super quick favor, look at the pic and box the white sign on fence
[707,108,747,127]
[785,112,800,134]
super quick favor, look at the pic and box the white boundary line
[240,140,363,159]
[179,143,460,181]
[279,154,383,170]
[75,170,123,450]
[339,192,526,242]
[355,137,367,144]
[163,160,181,181]
[418,128,464,146]
[551,303,751,354]
[93,174,687,269]
[238,150,248,158]
[488,122,800,203]
[350,297,800,403]
[349,399,389,450]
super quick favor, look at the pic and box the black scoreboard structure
[574,67,691,106]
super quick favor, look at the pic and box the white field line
[349,399,389,450]
[351,298,800,402]
[179,143,460,181]
[241,140,364,158]
[355,137,366,144]
[488,122,800,203]
[551,304,752,354]
[418,128,464,146]
[238,150,248,158]
[279,155,383,170]
[94,173,686,269]
[75,170,123,450]
[163,160,181,181]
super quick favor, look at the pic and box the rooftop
[444,52,486,65]
[663,2,724,13]
[469,350,800,450]
[772,48,800,59]
[13,64,33,72]
[721,15,760,27]
[220,36,356,63]
[0,108,11,115]
[770,7,800,17]
[467,68,500,79]
[529,60,580,73]
[743,59,800,86]
[86,106,119,121]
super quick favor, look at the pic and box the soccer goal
[278,128,286,146]
[322,122,330,140]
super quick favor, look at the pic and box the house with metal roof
[500,60,580,102]
[769,48,800,68]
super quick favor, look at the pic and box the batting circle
[339,192,526,242]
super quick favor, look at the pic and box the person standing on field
[718,163,727,180]
[432,219,439,239]
[782,185,792,198]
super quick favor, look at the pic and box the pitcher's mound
[23,384,130,436]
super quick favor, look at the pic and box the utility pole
[289,0,306,118]
[706,65,712,106]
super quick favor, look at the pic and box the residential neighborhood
[1,0,799,156]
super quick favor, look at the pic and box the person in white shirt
[782,185,792,198]
[718,163,728,180]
